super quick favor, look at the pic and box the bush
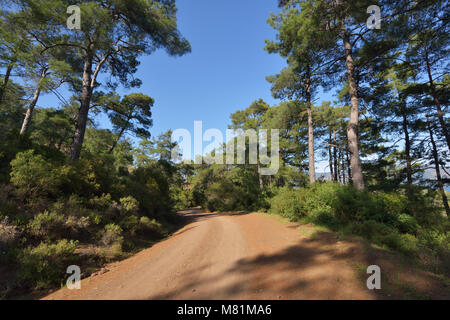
[18,239,78,289]
[10,150,57,197]
[98,224,123,260]
[398,234,420,255]
[309,207,338,228]
[396,214,419,235]
[28,211,90,241]
[100,224,123,247]
[125,165,171,216]
[89,193,113,211]
[28,211,66,241]
[120,196,139,214]
[269,187,306,220]
[267,182,449,262]
[191,165,262,212]
[171,186,194,210]
[139,216,164,236]
[205,180,242,212]
[0,217,19,252]
[119,215,139,235]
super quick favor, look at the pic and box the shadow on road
[146,221,449,300]
[145,229,381,300]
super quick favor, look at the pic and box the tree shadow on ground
[147,226,449,300]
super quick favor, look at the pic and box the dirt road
[43,209,448,300]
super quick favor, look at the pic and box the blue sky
[126,0,287,136]
[37,0,336,171]
[40,0,287,135]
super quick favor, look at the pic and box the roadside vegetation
[0,0,191,297]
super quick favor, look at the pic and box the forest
[0,0,449,298]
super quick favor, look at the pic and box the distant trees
[229,99,270,189]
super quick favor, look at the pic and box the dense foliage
[0,1,191,296]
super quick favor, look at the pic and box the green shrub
[100,223,123,247]
[396,214,419,234]
[358,220,397,241]
[267,183,449,261]
[378,232,402,251]
[119,215,139,235]
[205,180,243,212]
[10,150,57,197]
[191,165,262,212]
[309,207,338,228]
[139,216,164,235]
[171,186,194,210]
[29,210,91,241]
[125,165,171,216]
[89,193,113,211]
[398,234,420,255]
[418,229,449,252]
[269,187,306,220]
[18,239,78,289]
[119,196,139,214]
[28,211,66,241]
[65,215,90,238]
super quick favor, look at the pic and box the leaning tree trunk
[69,55,93,162]
[425,52,450,151]
[0,63,13,104]
[306,71,315,184]
[342,28,365,190]
[427,115,450,217]
[109,124,128,154]
[20,68,48,135]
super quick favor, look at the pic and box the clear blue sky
[40,0,287,136]
[38,0,336,171]
[125,0,287,137]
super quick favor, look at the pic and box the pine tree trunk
[333,130,338,182]
[257,162,264,190]
[20,87,41,135]
[69,55,93,162]
[346,149,352,183]
[20,68,47,135]
[342,29,364,189]
[400,97,413,194]
[425,52,450,151]
[337,146,341,183]
[328,129,334,181]
[306,72,315,184]
[427,116,450,217]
